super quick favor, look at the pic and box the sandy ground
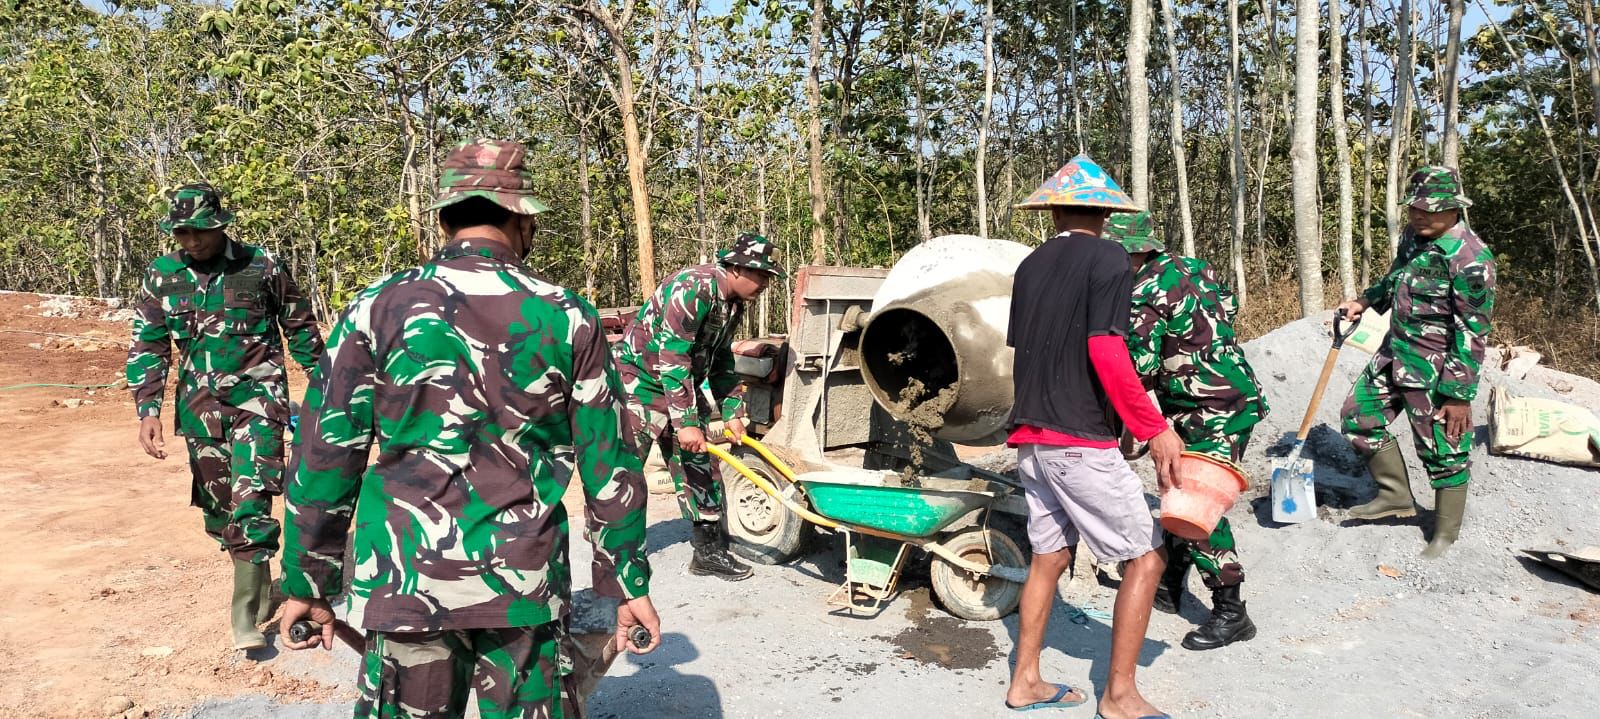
[3,293,1598,719]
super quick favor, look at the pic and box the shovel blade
[1270,458,1317,524]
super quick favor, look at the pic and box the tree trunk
[1158,0,1195,256]
[807,0,827,264]
[975,0,995,237]
[690,0,708,259]
[1359,0,1374,285]
[585,1,657,295]
[1229,0,1248,304]
[757,154,769,335]
[1330,0,1356,296]
[911,20,931,242]
[1070,0,1084,152]
[1442,0,1464,167]
[1384,0,1414,259]
[400,109,428,262]
[1292,0,1322,317]
[1254,0,1286,283]
[578,122,596,302]
[1128,0,1152,204]
[85,138,110,298]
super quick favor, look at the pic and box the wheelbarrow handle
[722,430,800,483]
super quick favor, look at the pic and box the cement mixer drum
[858,234,1033,446]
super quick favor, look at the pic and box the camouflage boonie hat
[159,183,235,234]
[1105,211,1166,253]
[1403,165,1472,211]
[716,232,786,278]
[427,139,551,215]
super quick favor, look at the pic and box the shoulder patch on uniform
[1462,268,1490,309]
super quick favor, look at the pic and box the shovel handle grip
[1331,307,1360,349]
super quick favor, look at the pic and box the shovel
[1271,309,1359,523]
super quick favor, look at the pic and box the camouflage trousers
[355,621,581,719]
[1172,422,1251,589]
[184,409,284,563]
[617,372,722,523]
[1340,357,1472,488]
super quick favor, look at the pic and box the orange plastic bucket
[1159,451,1250,541]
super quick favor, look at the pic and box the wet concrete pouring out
[888,378,955,485]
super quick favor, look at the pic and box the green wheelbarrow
[708,438,1028,620]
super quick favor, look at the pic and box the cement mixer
[713,235,1036,621]
[857,235,1033,446]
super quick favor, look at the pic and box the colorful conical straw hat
[1014,154,1141,212]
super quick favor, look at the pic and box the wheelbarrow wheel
[930,527,1025,621]
[721,447,810,565]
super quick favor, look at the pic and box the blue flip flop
[1094,714,1173,719]
[1006,684,1088,711]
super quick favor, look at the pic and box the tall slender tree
[976,0,995,237]
[807,0,827,264]
[1442,0,1464,166]
[1384,0,1415,258]
[1291,0,1323,316]
[1128,0,1151,203]
[568,0,658,295]
[1159,0,1195,256]
[1229,0,1248,303]
[1359,0,1375,284]
[1331,0,1356,296]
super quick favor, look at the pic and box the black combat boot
[689,521,753,581]
[1182,584,1256,651]
[1153,538,1193,615]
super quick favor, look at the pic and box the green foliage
[0,0,1595,362]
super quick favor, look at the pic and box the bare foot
[1005,680,1087,709]
[1097,689,1167,719]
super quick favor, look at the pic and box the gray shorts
[1017,443,1162,563]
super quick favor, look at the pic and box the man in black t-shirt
[1002,156,1183,719]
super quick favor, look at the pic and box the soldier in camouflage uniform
[127,183,325,650]
[613,232,783,581]
[1109,211,1267,651]
[278,139,659,719]
[1337,166,1495,559]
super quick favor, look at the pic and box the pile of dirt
[1234,316,1600,586]
[965,314,1600,579]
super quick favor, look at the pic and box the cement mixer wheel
[930,527,1025,621]
[722,448,810,565]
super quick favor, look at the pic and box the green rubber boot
[255,563,274,626]
[1421,486,1468,559]
[231,559,269,650]
[1347,442,1418,521]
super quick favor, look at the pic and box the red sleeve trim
[1087,334,1168,442]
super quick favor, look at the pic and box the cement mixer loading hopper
[858,235,1032,446]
